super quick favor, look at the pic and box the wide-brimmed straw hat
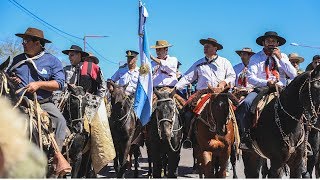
[256,31,286,46]
[62,45,89,57]
[150,40,172,49]
[82,52,99,64]
[288,53,304,63]
[15,27,51,43]
[125,50,139,57]
[235,47,255,56]
[199,38,223,50]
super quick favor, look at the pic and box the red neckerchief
[264,56,280,81]
[238,66,248,87]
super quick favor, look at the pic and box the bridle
[273,71,320,154]
[298,72,320,121]
[155,97,182,152]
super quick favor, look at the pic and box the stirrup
[182,138,193,149]
[306,142,313,156]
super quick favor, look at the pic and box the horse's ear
[311,64,320,77]
[0,56,10,71]
[123,83,129,90]
[153,87,161,98]
[169,88,176,98]
[67,83,76,94]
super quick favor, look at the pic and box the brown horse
[195,93,236,178]
[109,82,142,178]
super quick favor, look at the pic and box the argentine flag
[133,1,153,126]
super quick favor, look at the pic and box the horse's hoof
[302,172,310,178]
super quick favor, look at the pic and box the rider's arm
[247,58,269,87]
[222,60,236,88]
[175,62,198,90]
[275,53,297,79]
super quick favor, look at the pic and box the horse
[193,92,236,178]
[147,88,183,178]
[109,82,142,178]
[57,84,98,178]
[0,60,71,177]
[246,65,320,178]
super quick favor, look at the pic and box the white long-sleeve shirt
[152,55,178,87]
[111,66,139,95]
[175,56,236,90]
[247,50,297,87]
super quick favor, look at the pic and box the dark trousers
[41,102,67,151]
[235,92,258,133]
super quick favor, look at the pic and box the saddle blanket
[84,99,116,174]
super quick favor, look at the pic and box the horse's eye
[314,81,320,88]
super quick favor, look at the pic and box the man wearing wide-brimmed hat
[175,38,235,91]
[63,49,106,97]
[110,50,140,95]
[175,37,236,147]
[235,31,297,150]
[62,45,89,84]
[288,53,304,75]
[150,40,179,88]
[233,47,255,88]
[6,27,67,151]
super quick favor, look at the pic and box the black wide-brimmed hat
[15,27,51,43]
[62,45,89,57]
[199,38,223,50]
[256,31,286,46]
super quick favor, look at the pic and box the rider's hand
[272,47,282,60]
[217,81,227,90]
[9,76,22,84]
[26,82,41,93]
[267,80,276,88]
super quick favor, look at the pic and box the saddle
[152,87,186,111]
[250,86,279,128]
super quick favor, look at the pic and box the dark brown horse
[247,65,320,178]
[58,84,97,178]
[194,92,236,178]
[148,88,183,178]
[109,82,142,178]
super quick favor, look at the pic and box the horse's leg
[261,158,269,178]
[269,159,284,178]
[117,139,132,178]
[146,140,153,177]
[230,143,238,178]
[167,151,180,178]
[152,151,162,178]
[201,151,214,178]
[133,145,140,178]
[162,154,168,177]
[242,151,262,178]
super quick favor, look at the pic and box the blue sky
[1,0,319,79]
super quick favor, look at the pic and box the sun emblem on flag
[139,63,150,76]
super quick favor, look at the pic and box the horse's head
[209,93,231,135]
[298,65,320,121]
[153,88,177,140]
[109,81,131,120]
[64,84,88,132]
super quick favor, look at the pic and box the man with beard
[235,31,297,150]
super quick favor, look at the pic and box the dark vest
[78,61,100,95]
